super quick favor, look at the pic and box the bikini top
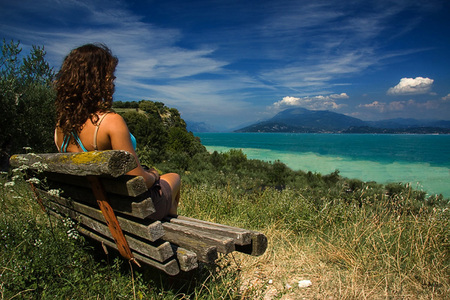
[60,113,137,153]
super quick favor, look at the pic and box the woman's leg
[160,173,181,216]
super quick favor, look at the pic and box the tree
[0,40,55,169]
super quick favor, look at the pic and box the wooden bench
[9,150,267,276]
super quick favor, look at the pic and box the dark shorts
[147,179,172,220]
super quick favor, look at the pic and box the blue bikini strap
[72,132,88,152]
[61,135,70,153]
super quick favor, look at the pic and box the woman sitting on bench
[53,43,180,220]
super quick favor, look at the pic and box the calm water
[195,133,450,198]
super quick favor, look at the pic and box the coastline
[196,132,450,199]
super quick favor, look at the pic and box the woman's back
[55,112,136,153]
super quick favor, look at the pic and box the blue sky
[1,0,449,130]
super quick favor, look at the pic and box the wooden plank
[163,223,234,254]
[164,216,252,246]
[77,225,180,276]
[10,150,136,177]
[172,216,267,256]
[47,181,155,219]
[46,209,180,275]
[46,200,174,262]
[235,232,268,256]
[36,189,164,241]
[161,227,218,263]
[173,247,198,272]
[44,172,148,197]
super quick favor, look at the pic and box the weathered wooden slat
[172,216,267,256]
[76,225,180,276]
[46,209,180,275]
[165,216,252,246]
[48,181,155,219]
[235,232,268,256]
[46,200,174,262]
[36,189,164,242]
[43,172,148,197]
[173,247,198,272]
[161,227,218,263]
[163,223,234,254]
[10,151,136,177]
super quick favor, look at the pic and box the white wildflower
[67,228,79,240]
[12,165,29,173]
[12,175,21,181]
[0,171,8,175]
[4,182,15,187]
[298,280,312,288]
[48,189,61,197]
[15,156,29,163]
[31,161,48,171]
[22,147,32,150]
[26,177,41,185]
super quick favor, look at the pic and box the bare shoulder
[103,112,127,127]
[101,112,131,137]
[105,111,125,121]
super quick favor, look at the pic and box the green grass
[1,165,449,299]
[0,179,242,299]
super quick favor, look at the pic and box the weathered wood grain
[235,232,268,256]
[37,189,164,242]
[173,247,198,272]
[165,216,253,245]
[163,222,235,254]
[45,200,174,262]
[47,181,155,219]
[166,216,267,256]
[46,209,180,276]
[10,151,136,177]
[76,225,180,276]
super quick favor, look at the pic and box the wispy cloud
[1,0,447,127]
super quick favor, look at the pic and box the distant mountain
[236,108,365,133]
[186,121,217,133]
[235,108,450,133]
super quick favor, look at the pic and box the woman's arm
[105,113,158,188]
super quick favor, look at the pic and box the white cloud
[359,98,444,113]
[273,93,348,111]
[442,94,450,101]
[387,77,434,95]
[359,101,386,112]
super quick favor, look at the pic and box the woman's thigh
[160,173,181,194]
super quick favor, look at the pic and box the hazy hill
[185,121,218,133]
[235,108,450,133]
[236,108,365,133]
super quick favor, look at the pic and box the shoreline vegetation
[1,41,449,299]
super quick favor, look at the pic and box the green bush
[1,40,56,169]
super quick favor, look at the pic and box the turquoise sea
[194,133,450,198]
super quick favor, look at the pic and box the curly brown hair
[55,44,118,135]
